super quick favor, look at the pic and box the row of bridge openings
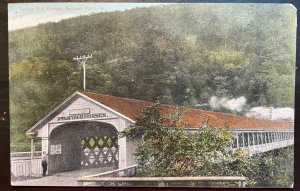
[231,131,293,149]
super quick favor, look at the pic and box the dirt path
[11,167,110,186]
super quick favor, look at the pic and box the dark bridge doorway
[49,121,118,174]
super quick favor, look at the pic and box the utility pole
[73,54,92,91]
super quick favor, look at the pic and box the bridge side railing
[231,130,294,155]
[10,151,42,178]
[10,151,42,160]
[77,165,246,187]
[78,177,247,187]
[80,164,137,178]
[78,176,246,187]
[11,158,42,178]
[77,164,137,185]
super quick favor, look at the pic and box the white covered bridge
[15,91,293,178]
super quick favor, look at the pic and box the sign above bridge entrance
[57,112,109,121]
[50,96,118,124]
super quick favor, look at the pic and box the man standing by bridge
[41,151,48,177]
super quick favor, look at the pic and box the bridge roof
[83,91,293,130]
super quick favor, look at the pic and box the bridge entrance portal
[49,121,118,174]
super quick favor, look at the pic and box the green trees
[123,104,294,187]
[9,4,296,109]
[123,104,250,178]
[249,147,294,188]
[9,58,78,151]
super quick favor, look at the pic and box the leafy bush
[123,104,250,178]
[123,104,294,188]
[248,147,294,188]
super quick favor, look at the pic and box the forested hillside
[9,4,296,151]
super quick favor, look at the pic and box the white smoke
[208,96,221,109]
[246,107,294,121]
[208,96,247,112]
[208,96,294,121]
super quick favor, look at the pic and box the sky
[8,3,169,31]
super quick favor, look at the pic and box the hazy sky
[8,3,169,31]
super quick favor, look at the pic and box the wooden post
[278,132,281,141]
[270,132,274,143]
[252,132,256,155]
[277,133,281,149]
[280,132,283,141]
[247,132,250,149]
[236,132,240,149]
[270,132,274,149]
[242,133,245,148]
[133,165,137,176]
[158,181,165,187]
[257,132,261,151]
[264,132,267,144]
[284,132,288,146]
[270,132,273,149]
[270,132,273,143]
[279,132,282,147]
[29,135,35,176]
[118,133,127,170]
[265,132,269,150]
[264,132,268,151]
[31,138,34,160]
[239,180,246,188]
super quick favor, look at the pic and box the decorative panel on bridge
[81,136,118,169]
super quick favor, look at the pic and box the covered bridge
[26,91,294,174]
